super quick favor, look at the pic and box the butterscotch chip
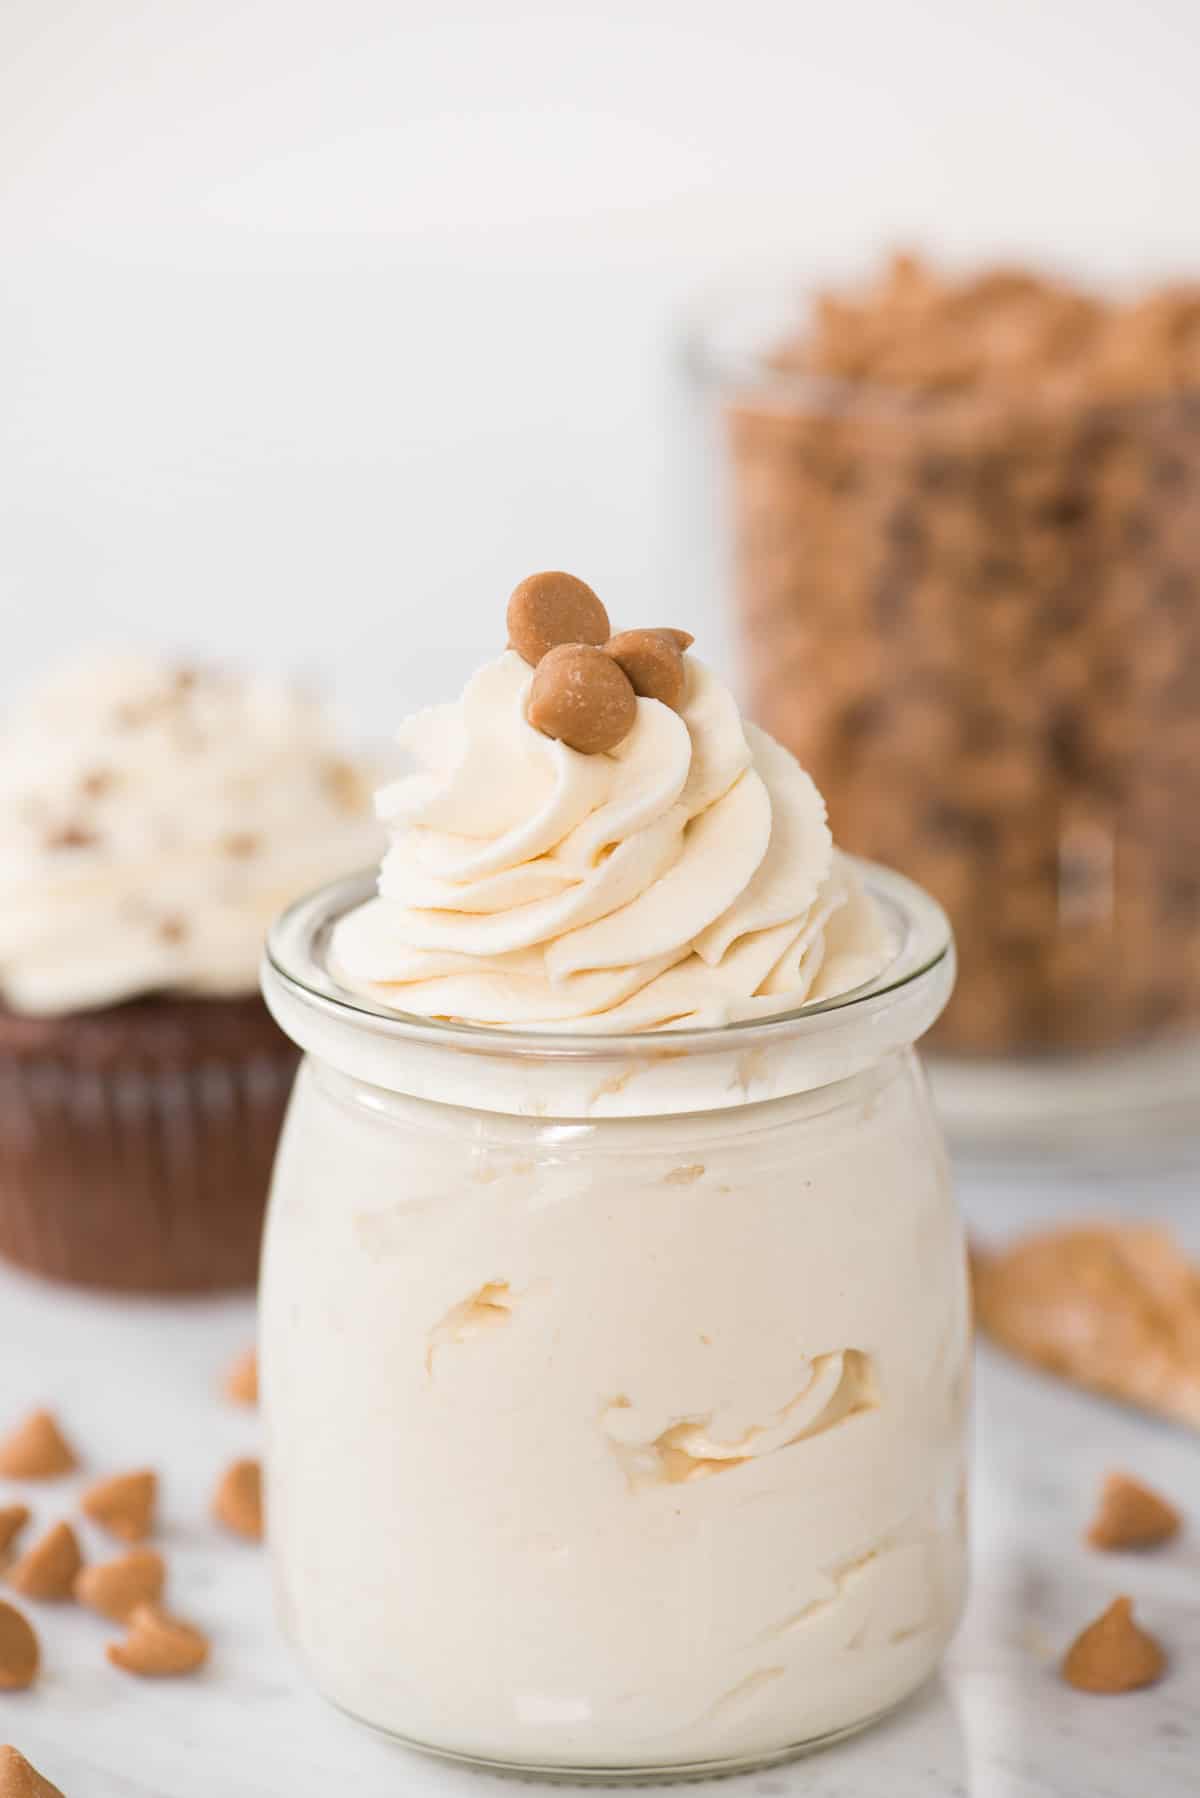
[223,1347,258,1407]
[0,1746,64,1797]
[507,572,611,666]
[972,1226,1200,1429]
[107,1603,208,1678]
[0,1605,39,1691]
[0,1412,77,1481]
[75,1548,165,1623]
[212,1458,263,1542]
[527,643,637,755]
[9,1524,82,1602]
[80,1470,157,1543]
[1086,1472,1182,1551]
[0,1511,30,1562]
[605,630,688,711]
[1061,1596,1165,1693]
[726,253,1200,1057]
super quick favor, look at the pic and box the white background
[2,0,1198,732]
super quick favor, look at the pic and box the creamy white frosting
[332,651,893,1030]
[0,654,382,1014]
[262,1051,968,1766]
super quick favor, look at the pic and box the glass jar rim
[263,857,952,1064]
[682,267,1200,414]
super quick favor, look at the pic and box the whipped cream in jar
[260,604,967,1779]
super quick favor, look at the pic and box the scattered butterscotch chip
[972,1226,1200,1429]
[80,1470,157,1544]
[9,1523,82,1602]
[0,1512,30,1563]
[107,1602,209,1678]
[45,824,97,852]
[0,1746,63,1797]
[212,1458,263,1542]
[0,1605,39,1691]
[1061,1596,1166,1693]
[507,571,611,667]
[223,1347,258,1407]
[1086,1471,1182,1551]
[605,629,688,711]
[527,643,637,755]
[0,1412,77,1481]
[75,1548,165,1623]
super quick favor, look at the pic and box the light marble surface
[0,1154,1197,1797]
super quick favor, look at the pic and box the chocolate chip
[919,454,956,492]
[1152,453,1189,490]
[839,694,888,742]
[1037,492,1090,528]
[526,644,637,754]
[886,508,923,548]
[605,630,687,710]
[506,572,610,667]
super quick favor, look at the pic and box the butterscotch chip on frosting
[0,1511,30,1562]
[507,572,611,667]
[81,1470,157,1543]
[8,1523,82,1602]
[1061,1596,1165,1693]
[0,1746,64,1797]
[213,1458,263,1541]
[1086,1472,1182,1551]
[223,1347,258,1406]
[527,644,637,755]
[75,1548,165,1623]
[605,630,688,711]
[107,1602,209,1677]
[0,1412,77,1481]
[972,1225,1200,1429]
[0,1604,39,1691]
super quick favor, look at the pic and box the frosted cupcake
[0,654,380,1291]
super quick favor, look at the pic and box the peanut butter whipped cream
[333,641,894,1031]
[0,655,380,1014]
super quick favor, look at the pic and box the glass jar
[259,865,965,1782]
[690,278,1200,1150]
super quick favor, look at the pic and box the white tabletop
[2,1152,1197,1798]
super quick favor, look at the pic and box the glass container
[689,276,1200,1150]
[258,865,966,1781]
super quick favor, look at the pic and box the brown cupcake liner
[0,996,297,1293]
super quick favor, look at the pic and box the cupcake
[0,654,380,1292]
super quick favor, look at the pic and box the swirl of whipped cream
[332,650,893,1031]
[0,654,382,1015]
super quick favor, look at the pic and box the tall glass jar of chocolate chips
[690,255,1200,1151]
